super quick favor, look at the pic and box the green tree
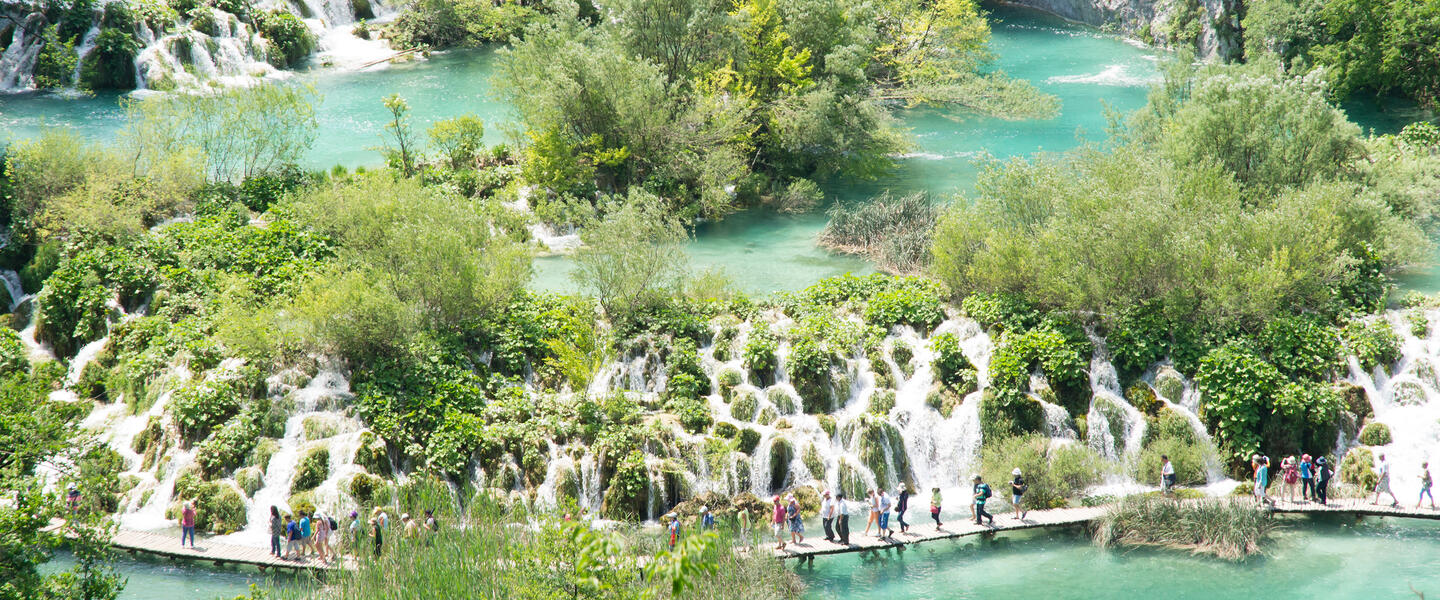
[427,114,485,170]
[572,190,690,322]
[379,94,420,176]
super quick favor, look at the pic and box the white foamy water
[1047,64,1156,87]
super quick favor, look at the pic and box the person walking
[1255,456,1271,505]
[666,513,681,550]
[314,511,332,565]
[1010,468,1028,520]
[66,483,81,514]
[1282,455,1299,502]
[1419,462,1436,509]
[820,491,836,542]
[738,504,753,547]
[771,495,787,551]
[370,507,388,557]
[1300,454,1315,502]
[348,511,362,557]
[863,490,879,535]
[284,515,300,560]
[1315,456,1331,505]
[1374,453,1400,508]
[299,512,313,557]
[269,506,284,558]
[180,501,197,548]
[972,475,994,526]
[836,492,852,545]
[895,486,910,534]
[1161,455,1176,497]
[929,487,943,529]
[876,490,893,539]
[701,505,715,531]
[787,495,804,545]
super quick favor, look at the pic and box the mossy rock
[735,456,752,490]
[845,415,909,490]
[600,453,649,520]
[1359,422,1392,446]
[816,414,837,437]
[1414,357,1440,390]
[1340,447,1378,489]
[717,369,742,402]
[837,458,867,499]
[1393,380,1428,407]
[784,484,821,514]
[756,406,778,426]
[1124,382,1162,417]
[290,446,330,494]
[348,472,387,506]
[169,475,247,534]
[1089,394,1130,456]
[234,466,263,497]
[827,369,852,409]
[287,491,317,517]
[768,387,797,415]
[555,465,579,502]
[891,341,915,378]
[714,422,739,438]
[801,443,825,480]
[301,415,341,441]
[927,386,965,419]
[731,393,759,422]
[488,461,521,491]
[1338,383,1372,419]
[737,428,761,454]
[249,438,279,474]
[1155,368,1186,404]
[768,437,794,490]
[353,431,391,476]
[773,418,792,430]
[869,389,897,416]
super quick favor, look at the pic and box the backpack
[329,516,339,530]
[980,483,992,500]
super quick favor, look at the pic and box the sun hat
[700,506,708,513]
[1012,468,1022,476]
[350,511,358,518]
[401,513,410,520]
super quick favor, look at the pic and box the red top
[772,504,786,524]
[181,506,196,528]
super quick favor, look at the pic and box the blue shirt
[1300,462,1312,478]
[702,513,715,529]
[287,522,299,541]
[300,517,311,538]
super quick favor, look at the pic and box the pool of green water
[798,515,1440,599]
[44,550,296,600]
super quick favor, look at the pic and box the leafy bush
[960,293,1037,333]
[290,446,330,493]
[256,9,316,68]
[786,335,832,413]
[742,328,778,385]
[1135,435,1209,487]
[390,0,542,49]
[980,434,1102,510]
[1342,320,1401,373]
[1124,382,1162,416]
[428,115,486,170]
[348,472,386,506]
[80,28,141,90]
[238,165,308,213]
[730,393,758,422]
[170,476,248,533]
[1106,301,1169,382]
[1195,344,1283,471]
[665,395,712,433]
[33,26,79,89]
[862,278,945,331]
[1258,315,1340,381]
[234,467,263,497]
[979,389,1044,442]
[1359,422,1392,446]
[930,331,977,391]
[988,324,1092,416]
[169,381,248,444]
[0,329,27,377]
[1340,447,1378,490]
[737,428,761,455]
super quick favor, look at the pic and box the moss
[714,421,739,438]
[249,437,279,473]
[717,368,742,402]
[730,393,759,422]
[1156,369,1186,404]
[302,415,340,441]
[1338,382,1372,419]
[1393,380,1427,406]
[756,406,777,426]
[838,458,866,499]
[891,340,915,378]
[170,475,247,534]
[802,443,825,479]
[348,472,386,506]
[768,387,797,415]
[288,491,317,517]
[1359,422,1392,446]
[1124,382,1162,417]
[768,437,794,490]
[816,414,837,437]
[869,389,896,415]
[234,466,263,497]
[737,428,761,454]
[1415,357,1440,389]
[847,415,909,490]
[290,446,330,494]
[1340,447,1378,489]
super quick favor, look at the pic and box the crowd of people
[167,501,440,564]
[1233,451,1438,510]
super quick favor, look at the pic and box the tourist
[66,483,81,514]
[269,505,284,558]
[1250,453,1262,501]
[404,513,421,539]
[370,508,386,557]
[1282,455,1299,502]
[1161,455,1176,496]
[1255,455,1271,505]
[787,495,804,545]
[1419,462,1436,510]
[820,491,836,542]
[836,492,852,545]
[737,503,752,547]
[771,495,787,551]
[930,487,943,529]
[423,508,439,547]
[1315,456,1331,505]
[864,490,879,535]
[348,511,362,557]
[1374,452,1400,508]
[895,486,910,534]
[667,513,680,550]
[972,474,994,526]
[701,505,715,531]
[315,511,332,564]
[877,490,892,539]
[1300,454,1315,502]
[1011,468,1027,520]
[180,501,197,549]
[299,511,313,557]
[285,515,300,560]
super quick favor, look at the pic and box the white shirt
[879,493,892,511]
[820,497,835,519]
[838,499,851,516]
[1378,460,1390,481]
[1162,461,1175,476]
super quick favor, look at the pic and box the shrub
[428,115,486,169]
[730,393,759,422]
[786,336,832,414]
[171,477,248,533]
[930,331,976,390]
[353,431,390,476]
[234,466,263,497]
[665,396,712,433]
[80,28,141,90]
[1258,315,1340,381]
[348,472,386,506]
[717,369,742,402]
[742,329,778,385]
[257,9,316,68]
[0,329,28,377]
[989,325,1092,416]
[737,428,761,454]
[980,434,1102,510]
[1093,496,1274,560]
[169,381,248,444]
[862,278,945,331]
[1195,344,1283,470]
[1107,301,1168,381]
[238,165,308,213]
[1340,447,1378,489]
[1135,436,1209,487]
[290,446,330,494]
[980,390,1044,442]
[33,26,79,89]
[960,293,1037,333]
[1342,320,1401,373]
[714,422,739,438]
[1124,382,1162,416]
[211,0,252,19]
[818,191,937,273]
[1359,422,1392,446]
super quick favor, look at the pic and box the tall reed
[1092,496,1274,560]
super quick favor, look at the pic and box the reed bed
[1092,496,1275,560]
[818,191,937,274]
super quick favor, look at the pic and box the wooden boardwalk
[1269,496,1440,520]
[108,528,346,573]
[771,505,1107,560]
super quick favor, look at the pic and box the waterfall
[1341,311,1440,503]
[0,269,27,311]
[1085,333,1147,460]
[0,13,45,90]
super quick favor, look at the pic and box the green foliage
[862,277,945,331]
[819,191,938,274]
[1106,302,1168,381]
[171,474,248,533]
[979,390,1044,442]
[33,26,78,89]
[348,472,386,506]
[169,380,250,444]
[0,328,28,377]
[960,293,1037,333]
[572,190,689,323]
[390,0,542,49]
[80,28,141,90]
[730,393,759,422]
[987,323,1092,416]
[1195,345,1283,470]
[290,446,330,494]
[1340,447,1378,489]
[428,114,486,170]
[1093,496,1274,560]
[742,328,778,385]
[736,428,761,454]
[1257,315,1340,381]
[981,434,1102,509]
[1342,319,1401,373]
[1359,422,1391,446]
[256,10,317,68]
[930,331,976,391]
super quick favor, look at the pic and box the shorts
[1377,478,1392,493]
[878,512,890,530]
[773,522,785,537]
[1163,474,1176,487]
[1012,494,1022,505]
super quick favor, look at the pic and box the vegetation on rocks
[1093,496,1275,560]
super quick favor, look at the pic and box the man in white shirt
[835,492,851,545]
[877,490,893,538]
[1161,455,1176,496]
[1374,452,1400,507]
[820,490,836,542]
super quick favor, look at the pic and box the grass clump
[1092,496,1274,560]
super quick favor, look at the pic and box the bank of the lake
[44,550,296,600]
[799,515,1440,599]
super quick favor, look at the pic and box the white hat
[700,506,708,512]
[401,513,410,520]
[67,482,77,490]
[1012,468,1022,476]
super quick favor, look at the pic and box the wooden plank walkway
[107,528,347,573]
[1269,496,1440,520]
[771,505,1107,560]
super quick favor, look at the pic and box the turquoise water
[44,551,295,600]
[799,516,1440,599]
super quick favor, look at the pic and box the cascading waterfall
[1085,333,1147,460]
[1342,311,1440,502]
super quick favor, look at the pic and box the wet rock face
[999,0,1241,59]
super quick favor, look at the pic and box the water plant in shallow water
[1092,496,1275,560]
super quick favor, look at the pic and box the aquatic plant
[1092,496,1274,560]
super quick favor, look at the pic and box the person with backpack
[972,474,994,526]
[1418,462,1435,510]
[269,506,284,558]
[1282,455,1300,502]
[1010,468,1028,520]
[929,487,943,529]
[701,505,715,531]
[314,511,332,565]
[1315,456,1331,505]
[284,515,300,560]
